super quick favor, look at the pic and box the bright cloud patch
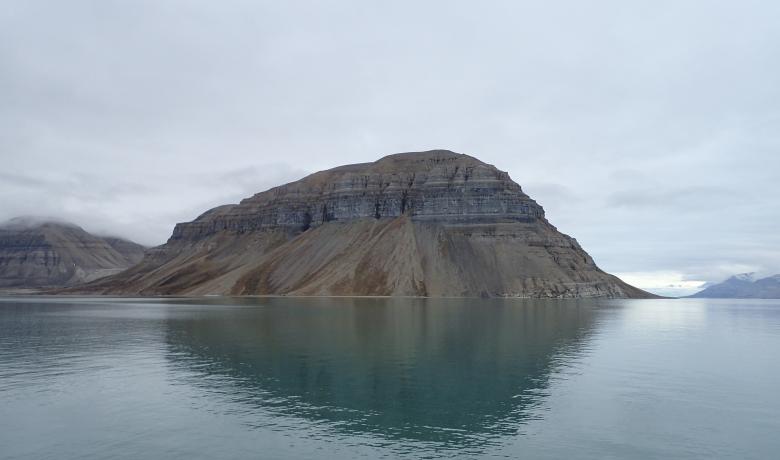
[614,272,707,298]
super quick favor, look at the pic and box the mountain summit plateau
[75,150,653,298]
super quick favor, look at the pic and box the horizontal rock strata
[0,218,145,288]
[74,150,654,298]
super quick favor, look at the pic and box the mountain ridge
[689,273,780,299]
[67,150,656,298]
[0,218,146,288]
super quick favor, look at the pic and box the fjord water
[1,297,778,459]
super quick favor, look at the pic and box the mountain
[75,150,655,298]
[689,273,780,299]
[0,217,146,289]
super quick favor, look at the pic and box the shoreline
[0,290,671,300]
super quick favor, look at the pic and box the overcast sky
[2,0,779,295]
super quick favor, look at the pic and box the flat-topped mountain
[0,217,146,289]
[689,273,780,299]
[77,150,654,298]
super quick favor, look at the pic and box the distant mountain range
[689,273,780,299]
[0,217,146,289]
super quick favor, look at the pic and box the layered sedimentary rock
[79,150,653,298]
[0,217,145,288]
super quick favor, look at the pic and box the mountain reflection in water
[162,297,598,447]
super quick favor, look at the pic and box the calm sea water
[1,297,778,459]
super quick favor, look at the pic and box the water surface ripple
[1,297,778,459]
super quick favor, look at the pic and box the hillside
[73,150,654,298]
[0,217,145,288]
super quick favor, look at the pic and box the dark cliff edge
[64,150,657,298]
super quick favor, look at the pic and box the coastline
[0,290,669,300]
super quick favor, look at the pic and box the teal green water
[1,297,778,459]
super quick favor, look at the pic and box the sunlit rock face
[0,218,145,288]
[75,150,655,298]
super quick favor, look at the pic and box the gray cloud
[605,185,737,209]
[1,0,779,291]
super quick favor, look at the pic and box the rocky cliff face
[0,217,146,288]
[171,151,544,240]
[79,150,654,298]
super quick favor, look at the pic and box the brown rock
[77,150,655,298]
